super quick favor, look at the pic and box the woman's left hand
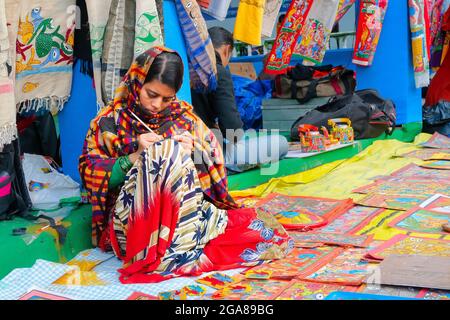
[172,132,195,155]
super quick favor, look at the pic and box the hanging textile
[234,0,266,46]
[134,0,164,59]
[175,0,217,93]
[15,0,76,116]
[74,0,93,77]
[352,0,389,67]
[408,0,431,88]
[85,0,112,109]
[293,0,341,65]
[101,0,136,106]
[0,0,16,150]
[335,0,357,26]
[430,0,450,72]
[264,0,314,75]
[200,0,232,21]
[262,0,284,38]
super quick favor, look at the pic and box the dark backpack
[0,139,32,221]
[290,89,396,141]
[273,64,356,103]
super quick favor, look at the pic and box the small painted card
[18,288,73,300]
[196,272,237,289]
[126,292,159,300]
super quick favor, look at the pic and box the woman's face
[139,79,176,115]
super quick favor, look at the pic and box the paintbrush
[129,110,154,133]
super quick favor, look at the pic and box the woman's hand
[172,132,195,156]
[129,132,163,164]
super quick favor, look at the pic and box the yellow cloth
[232,134,450,241]
[233,0,266,46]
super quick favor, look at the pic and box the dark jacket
[191,53,244,137]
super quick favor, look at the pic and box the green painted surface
[0,122,422,279]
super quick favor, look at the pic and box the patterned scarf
[430,0,450,72]
[408,0,431,88]
[175,0,217,93]
[293,0,341,65]
[234,0,266,46]
[262,0,284,38]
[74,0,92,77]
[101,0,136,106]
[134,0,164,59]
[15,0,76,116]
[264,0,314,74]
[79,47,236,248]
[85,0,112,109]
[0,0,16,150]
[353,0,389,67]
[335,0,357,26]
[200,0,232,21]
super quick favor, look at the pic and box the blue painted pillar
[59,1,191,183]
[355,0,422,124]
[163,0,191,103]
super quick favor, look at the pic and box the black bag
[273,64,356,104]
[0,139,32,220]
[290,89,396,141]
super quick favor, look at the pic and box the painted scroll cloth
[211,279,291,300]
[86,0,112,109]
[200,0,232,21]
[0,0,17,150]
[101,0,136,105]
[400,148,450,160]
[421,131,450,148]
[262,0,284,38]
[234,0,266,46]
[335,0,357,25]
[353,0,388,66]
[175,0,217,93]
[264,0,314,74]
[247,246,343,280]
[134,0,163,59]
[255,193,354,222]
[388,163,450,180]
[430,0,450,72]
[409,0,431,88]
[276,280,356,300]
[289,232,373,248]
[365,234,450,261]
[293,0,341,65]
[15,0,76,116]
[388,207,450,235]
[356,194,426,211]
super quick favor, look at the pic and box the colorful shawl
[79,47,236,248]
[409,0,431,88]
[200,0,232,21]
[234,0,266,46]
[175,0,217,93]
[0,0,16,150]
[430,0,450,72]
[134,0,164,59]
[352,0,389,67]
[264,0,314,74]
[101,0,136,106]
[85,0,112,109]
[262,0,284,38]
[15,0,76,115]
[293,0,341,65]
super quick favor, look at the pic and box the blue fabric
[232,75,273,130]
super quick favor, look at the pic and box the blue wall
[59,0,191,183]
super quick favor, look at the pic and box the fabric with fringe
[174,0,217,93]
[14,0,76,116]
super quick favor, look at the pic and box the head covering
[79,46,237,248]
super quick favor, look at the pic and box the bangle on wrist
[118,156,133,173]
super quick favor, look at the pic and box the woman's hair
[208,26,234,50]
[145,52,184,92]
